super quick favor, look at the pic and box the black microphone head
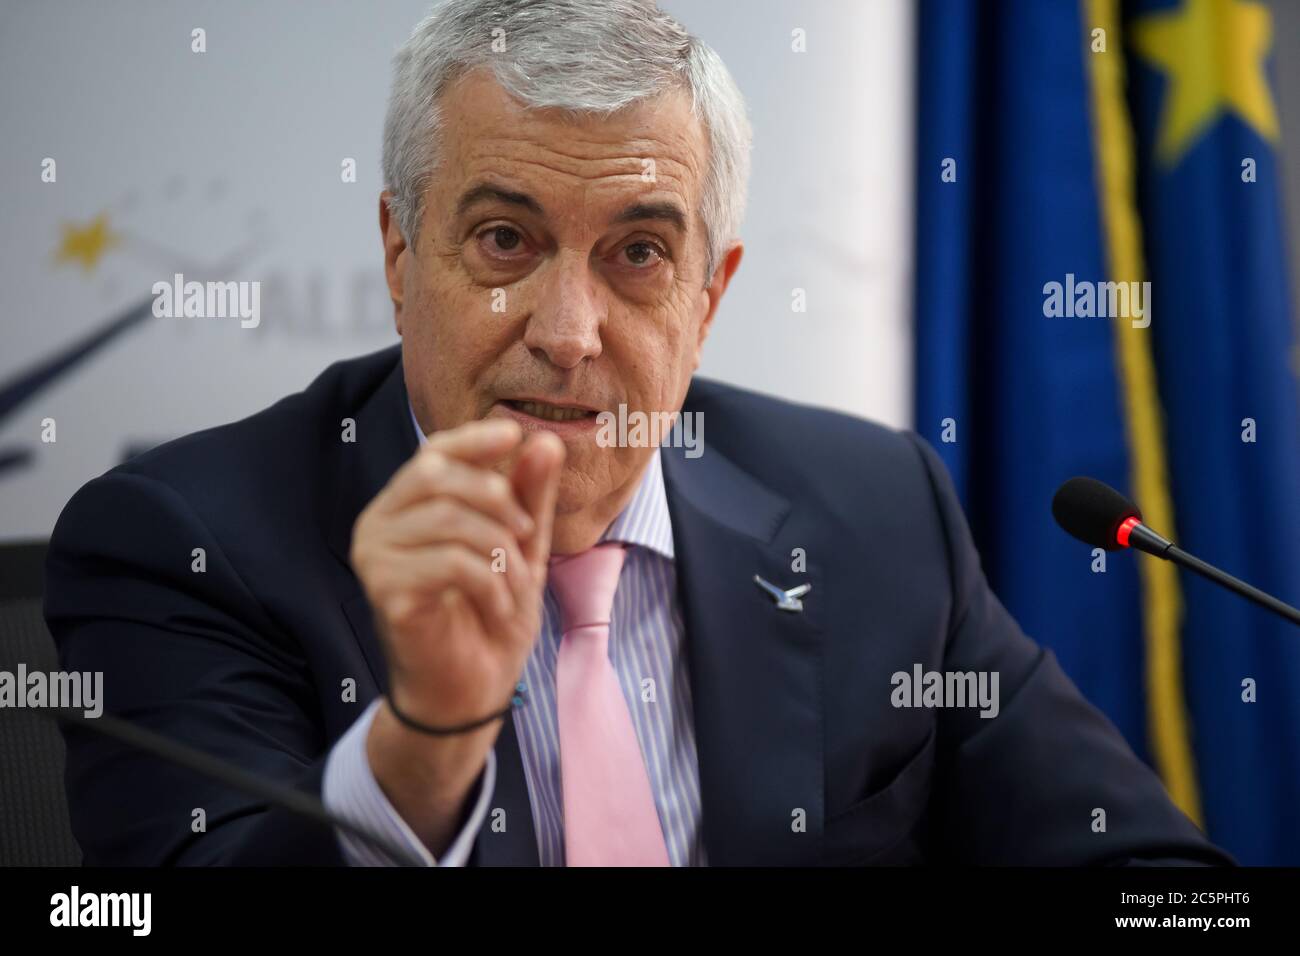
[1052,477,1142,551]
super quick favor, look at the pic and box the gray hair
[381,0,752,280]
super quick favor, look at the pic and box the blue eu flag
[915,0,1300,864]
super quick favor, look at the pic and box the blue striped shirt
[323,410,705,866]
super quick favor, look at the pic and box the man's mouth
[492,398,604,433]
[503,399,598,422]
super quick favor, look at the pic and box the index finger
[511,432,566,583]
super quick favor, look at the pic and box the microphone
[36,706,426,866]
[1052,476,1300,627]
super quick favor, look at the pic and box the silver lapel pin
[753,574,812,613]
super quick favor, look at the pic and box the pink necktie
[548,543,670,866]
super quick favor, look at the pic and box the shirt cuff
[323,697,497,866]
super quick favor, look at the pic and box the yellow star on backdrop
[1129,0,1279,166]
[55,213,120,273]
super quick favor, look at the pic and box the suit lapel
[327,354,538,865]
[327,358,415,692]
[662,441,826,865]
[325,356,418,585]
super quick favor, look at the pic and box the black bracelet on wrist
[386,681,528,736]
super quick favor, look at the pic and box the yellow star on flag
[1129,0,1279,166]
[55,213,121,273]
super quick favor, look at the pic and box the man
[45,0,1228,866]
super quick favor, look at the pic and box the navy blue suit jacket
[44,345,1230,865]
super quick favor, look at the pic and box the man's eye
[622,241,664,268]
[479,226,524,254]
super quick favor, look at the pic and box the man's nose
[523,253,605,370]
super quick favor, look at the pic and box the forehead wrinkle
[462,136,701,186]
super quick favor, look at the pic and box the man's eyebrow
[455,183,545,217]
[612,200,688,234]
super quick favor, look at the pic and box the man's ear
[379,190,408,334]
[694,241,744,368]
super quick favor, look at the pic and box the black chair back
[0,541,82,865]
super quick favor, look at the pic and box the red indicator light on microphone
[1116,516,1141,548]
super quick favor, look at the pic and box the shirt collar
[409,401,674,561]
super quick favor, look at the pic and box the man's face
[383,68,740,549]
